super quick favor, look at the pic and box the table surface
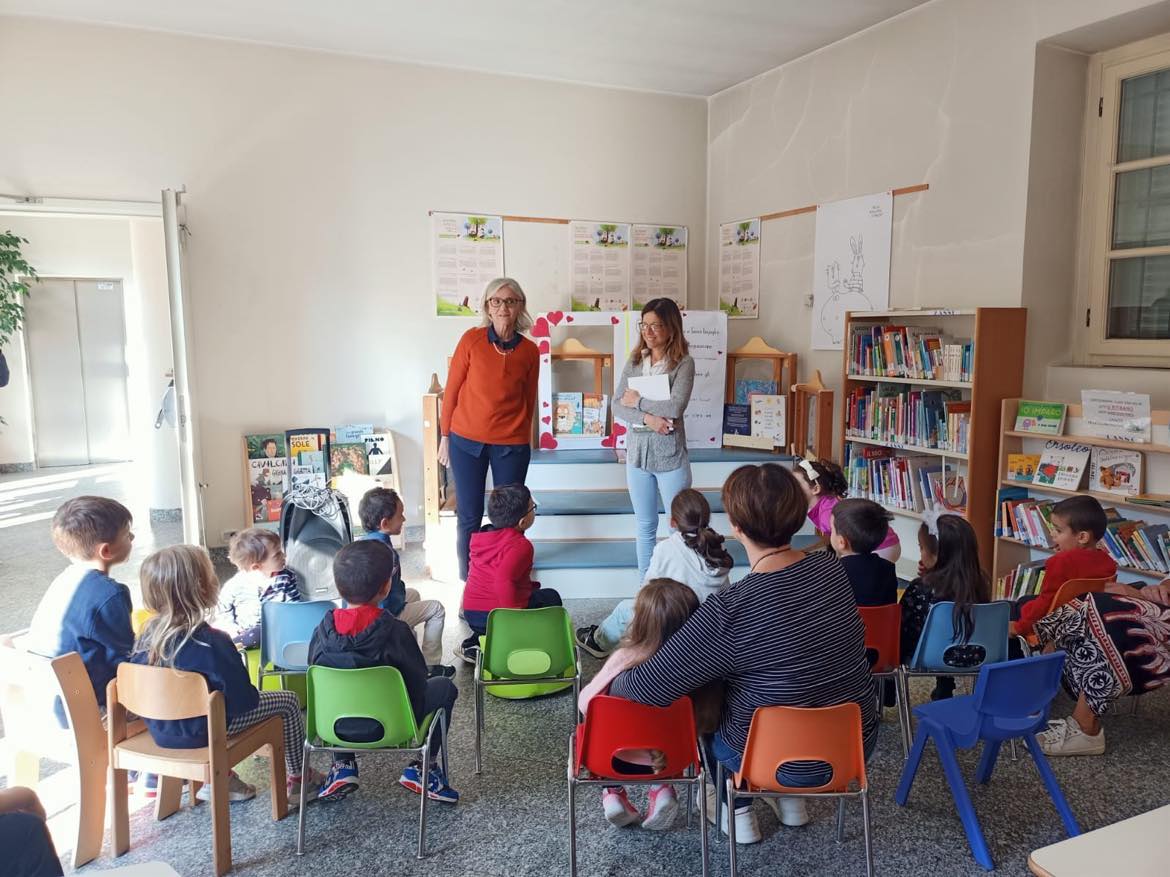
[1028,805,1170,877]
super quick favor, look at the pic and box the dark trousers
[448,433,531,581]
[462,589,562,650]
[335,676,457,768]
[0,812,63,877]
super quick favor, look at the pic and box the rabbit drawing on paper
[820,234,874,345]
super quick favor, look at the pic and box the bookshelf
[841,308,1027,572]
[993,399,1170,590]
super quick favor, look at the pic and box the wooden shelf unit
[841,308,1027,572]
[992,398,1170,586]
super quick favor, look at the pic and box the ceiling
[0,0,932,97]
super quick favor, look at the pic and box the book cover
[1089,447,1142,496]
[248,457,288,523]
[362,433,394,477]
[1007,454,1041,482]
[734,379,776,405]
[582,394,608,436]
[554,393,584,435]
[245,433,287,460]
[723,404,750,436]
[749,394,786,447]
[290,464,315,489]
[1032,440,1091,491]
[1014,401,1067,435]
[330,442,369,476]
[332,423,374,444]
[1081,390,1152,443]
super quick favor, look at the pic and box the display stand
[790,370,834,460]
[551,338,612,397]
[724,336,797,451]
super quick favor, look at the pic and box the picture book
[247,456,288,523]
[287,428,329,464]
[332,423,374,444]
[363,433,394,477]
[1007,454,1041,482]
[723,403,771,449]
[734,379,776,405]
[330,442,369,476]
[750,394,786,447]
[290,464,315,489]
[582,394,608,436]
[1032,441,1091,491]
[1081,390,1152,443]
[554,393,584,435]
[245,433,287,460]
[1014,401,1067,435]
[1131,493,1170,509]
[1089,447,1142,497]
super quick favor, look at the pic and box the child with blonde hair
[578,579,720,831]
[132,545,319,804]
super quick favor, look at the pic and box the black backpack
[279,485,352,601]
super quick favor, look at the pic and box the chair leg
[933,731,994,870]
[699,773,709,877]
[269,737,288,821]
[715,761,725,844]
[1023,734,1082,838]
[975,739,1002,785]
[1009,738,1018,762]
[861,789,874,877]
[686,765,693,829]
[835,797,846,843]
[474,681,484,775]
[417,744,429,859]
[110,765,131,857]
[726,775,737,877]
[210,767,233,877]
[568,773,577,877]
[897,671,912,758]
[72,748,107,868]
[155,775,184,820]
[894,726,929,806]
[296,744,311,856]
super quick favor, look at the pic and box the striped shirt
[609,550,878,760]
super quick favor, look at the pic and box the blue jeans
[595,598,636,651]
[626,463,692,580]
[448,432,531,581]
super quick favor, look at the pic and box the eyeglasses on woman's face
[638,320,666,335]
[488,296,521,310]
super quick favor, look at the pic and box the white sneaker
[601,788,641,827]
[764,796,810,826]
[1037,717,1105,756]
[641,784,678,831]
[698,781,761,843]
[195,771,256,803]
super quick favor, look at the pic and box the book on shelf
[554,393,584,435]
[332,423,374,444]
[246,456,287,523]
[723,402,772,450]
[1080,390,1152,443]
[1032,440,1091,491]
[1014,400,1067,435]
[734,379,776,405]
[750,394,786,447]
[1007,454,1041,482]
[330,442,369,477]
[847,323,973,381]
[363,433,394,478]
[845,384,967,452]
[286,428,330,487]
[995,560,1047,601]
[1131,493,1170,509]
[994,486,1031,536]
[582,393,609,436]
[1088,447,1142,497]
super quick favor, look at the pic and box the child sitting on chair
[796,458,901,563]
[830,499,899,607]
[215,528,301,648]
[132,545,319,805]
[456,484,562,665]
[578,579,720,831]
[308,541,459,804]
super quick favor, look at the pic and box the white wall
[0,17,708,545]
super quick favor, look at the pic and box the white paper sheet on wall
[570,220,631,312]
[631,224,687,308]
[432,211,504,316]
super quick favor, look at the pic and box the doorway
[23,277,131,467]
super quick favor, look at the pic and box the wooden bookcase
[840,308,1027,572]
[992,398,1170,586]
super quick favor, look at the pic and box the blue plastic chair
[894,653,1080,870]
[256,600,334,691]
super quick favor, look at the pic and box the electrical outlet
[221,529,238,544]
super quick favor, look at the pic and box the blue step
[533,534,819,570]
[528,488,725,515]
[528,448,794,465]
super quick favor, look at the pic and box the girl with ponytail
[795,457,902,563]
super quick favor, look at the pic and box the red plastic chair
[858,602,910,757]
[728,704,872,877]
[568,695,707,876]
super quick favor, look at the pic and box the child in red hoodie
[1011,495,1117,637]
[456,484,561,664]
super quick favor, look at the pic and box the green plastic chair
[245,648,307,705]
[296,666,448,860]
[473,606,580,774]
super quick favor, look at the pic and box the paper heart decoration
[542,357,549,364]
[541,416,551,425]
[538,339,550,354]
[531,317,550,338]
[611,316,620,325]
[543,401,550,408]
[539,432,558,450]
[601,421,628,447]
[547,311,564,326]
[565,315,574,322]
[709,436,716,442]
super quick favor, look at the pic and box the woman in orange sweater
[439,278,540,581]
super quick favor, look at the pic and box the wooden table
[1028,805,1170,876]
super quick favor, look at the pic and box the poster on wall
[631,224,687,308]
[718,219,760,319]
[811,191,892,350]
[432,211,504,316]
[611,310,727,449]
[570,220,631,312]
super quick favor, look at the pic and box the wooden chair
[0,632,108,869]
[107,663,289,876]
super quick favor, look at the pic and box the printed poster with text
[631,224,687,308]
[718,219,760,319]
[433,212,504,316]
[811,191,892,349]
[570,220,631,311]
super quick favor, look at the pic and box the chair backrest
[482,606,576,679]
[259,600,334,671]
[857,603,901,673]
[971,653,1066,727]
[738,703,866,794]
[909,601,1010,672]
[1048,577,1109,615]
[576,695,699,781]
[306,665,420,748]
[113,662,212,722]
[0,633,103,755]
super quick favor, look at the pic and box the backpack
[279,485,352,601]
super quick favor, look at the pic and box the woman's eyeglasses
[638,321,666,334]
[488,297,521,309]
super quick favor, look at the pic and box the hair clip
[798,459,820,481]
[921,508,942,538]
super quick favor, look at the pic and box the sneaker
[1037,717,1105,757]
[287,769,324,808]
[575,625,612,659]
[195,770,256,803]
[699,782,761,843]
[428,664,456,678]
[641,784,678,831]
[399,762,460,803]
[318,761,359,801]
[455,642,479,665]
[763,796,810,827]
[130,772,159,799]
[601,787,641,827]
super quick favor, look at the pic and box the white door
[24,278,89,466]
[76,279,132,462]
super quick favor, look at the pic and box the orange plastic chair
[858,603,910,757]
[1021,577,1110,650]
[568,695,707,876]
[728,704,872,877]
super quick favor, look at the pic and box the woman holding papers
[612,298,696,579]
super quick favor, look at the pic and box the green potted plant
[0,230,36,392]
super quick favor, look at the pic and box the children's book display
[994,559,1047,601]
[722,403,770,450]
[845,384,969,453]
[1014,401,1067,435]
[847,323,973,381]
[1006,454,1040,482]
[1089,447,1142,497]
[734,379,776,405]
[554,393,584,435]
[1032,440,1091,491]
[244,434,289,524]
[749,394,786,447]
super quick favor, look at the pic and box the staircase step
[528,448,789,465]
[526,512,735,541]
[528,488,724,515]
[525,452,796,491]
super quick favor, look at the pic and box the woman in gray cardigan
[611,298,695,579]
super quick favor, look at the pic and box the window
[1087,42,1170,359]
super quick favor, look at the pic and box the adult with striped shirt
[438,278,540,582]
[608,462,878,844]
